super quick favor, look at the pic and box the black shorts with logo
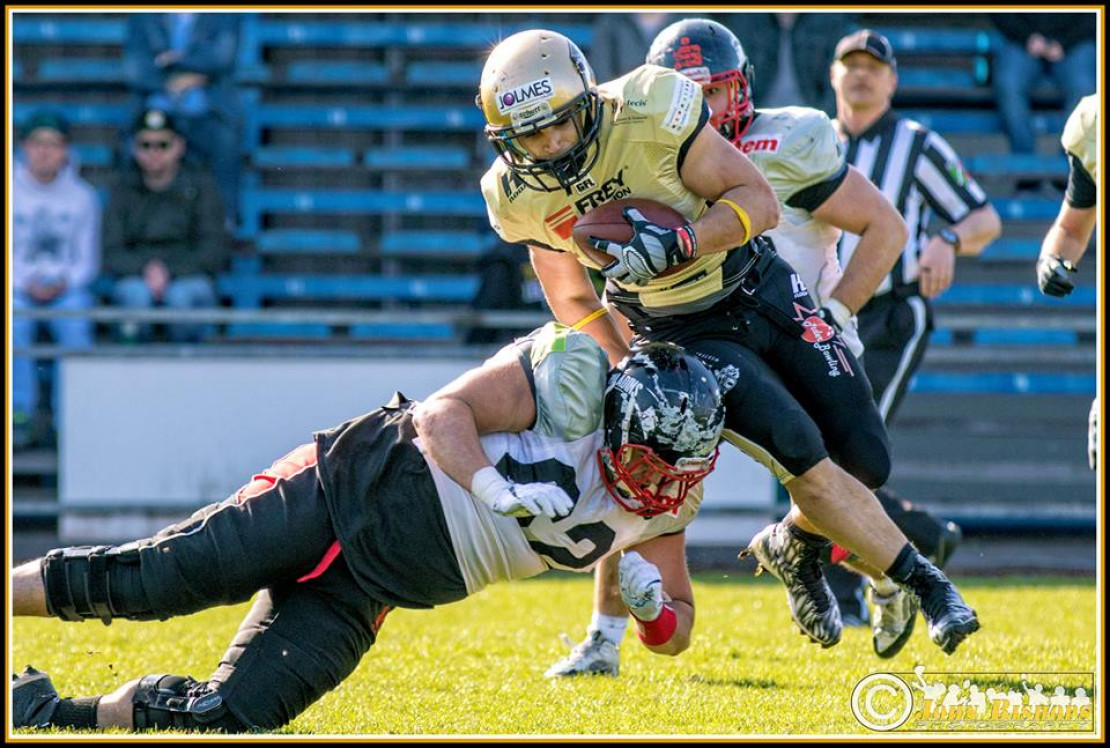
[613,244,891,487]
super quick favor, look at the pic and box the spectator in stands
[13,110,101,450]
[989,13,1096,157]
[1035,95,1097,470]
[589,12,678,83]
[723,12,853,116]
[123,12,242,224]
[103,108,230,344]
[828,30,1002,624]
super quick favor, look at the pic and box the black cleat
[741,522,842,647]
[897,555,979,654]
[12,666,60,728]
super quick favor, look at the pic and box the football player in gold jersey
[478,29,979,660]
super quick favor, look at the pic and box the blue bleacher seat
[897,68,978,89]
[37,58,124,83]
[240,188,487,237]
[363,146,469,170]
[246,105,485,148]
[930,328,1080,346]
[902,110,1065,136]
[285,60,390,85]
[253,146,355,168]
[12,17,127,44]
[933,284,1095,307]
[217,273,479,306]
[991,198,1063,222]
[256,229,361,254]
[349,323,456,340]
[13,102,126,128]
[870,27,992,54]
[910,372,1095,395]
[381,231,490,257]
[252,21,591,49]
[406,61,484,87]
[972,329,1078,346]
[978,238,1042,261]
[225,323,332,339]
[966,153,1068,178]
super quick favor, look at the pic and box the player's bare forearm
[1041,203,1096,266]
[813,166,907,312]
[679,125,780,253]
[948,203,1002,258]
[530,246,630,364]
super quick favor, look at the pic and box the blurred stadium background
[9,10,1099,574]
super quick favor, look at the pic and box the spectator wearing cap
[824,30,1002,624]
[13,110,101,449]
[990,13,1096,157]
[123,12,242,224]
[102,108,230,344]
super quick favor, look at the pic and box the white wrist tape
[825,298,853,330]
[470,466,511,507]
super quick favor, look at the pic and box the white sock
[870,575,899,597]
[588,611,628,645]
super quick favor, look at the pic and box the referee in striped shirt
[826,30,1002,624]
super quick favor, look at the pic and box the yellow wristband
[717,198,752,246]
[571,307,609,330]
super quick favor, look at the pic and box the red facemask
[599,444,719,518]
[706,70,754,144]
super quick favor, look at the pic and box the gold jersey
[481,64,752,316]
[1062,94,1098,184]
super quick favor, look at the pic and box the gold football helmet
[478,29,602,192]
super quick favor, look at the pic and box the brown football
[572,197,693,277]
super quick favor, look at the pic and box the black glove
[591,207,698,285]
[1037,254,1077,297]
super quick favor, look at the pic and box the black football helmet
[601,342,724,518]
[646,18,755,144]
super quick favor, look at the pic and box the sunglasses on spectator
[137,139,175,151]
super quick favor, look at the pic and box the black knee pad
[132,675,247,732]
[40,542,157,624]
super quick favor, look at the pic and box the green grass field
[11,574,1099,737]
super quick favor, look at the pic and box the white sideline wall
[59,357,774,544]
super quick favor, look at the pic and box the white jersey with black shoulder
[414,323,702,595]
[738,106,861,352]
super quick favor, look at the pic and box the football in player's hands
[572,198,691,277]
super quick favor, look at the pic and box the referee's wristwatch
[938,227,962,254]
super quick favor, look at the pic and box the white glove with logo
[619,551,665,622]
[470,466,573,519]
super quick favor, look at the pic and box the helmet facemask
[485,90,602,193]
[600,443,719,518]
[704,69,754,144]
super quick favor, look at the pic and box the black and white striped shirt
[834,109,989,298]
